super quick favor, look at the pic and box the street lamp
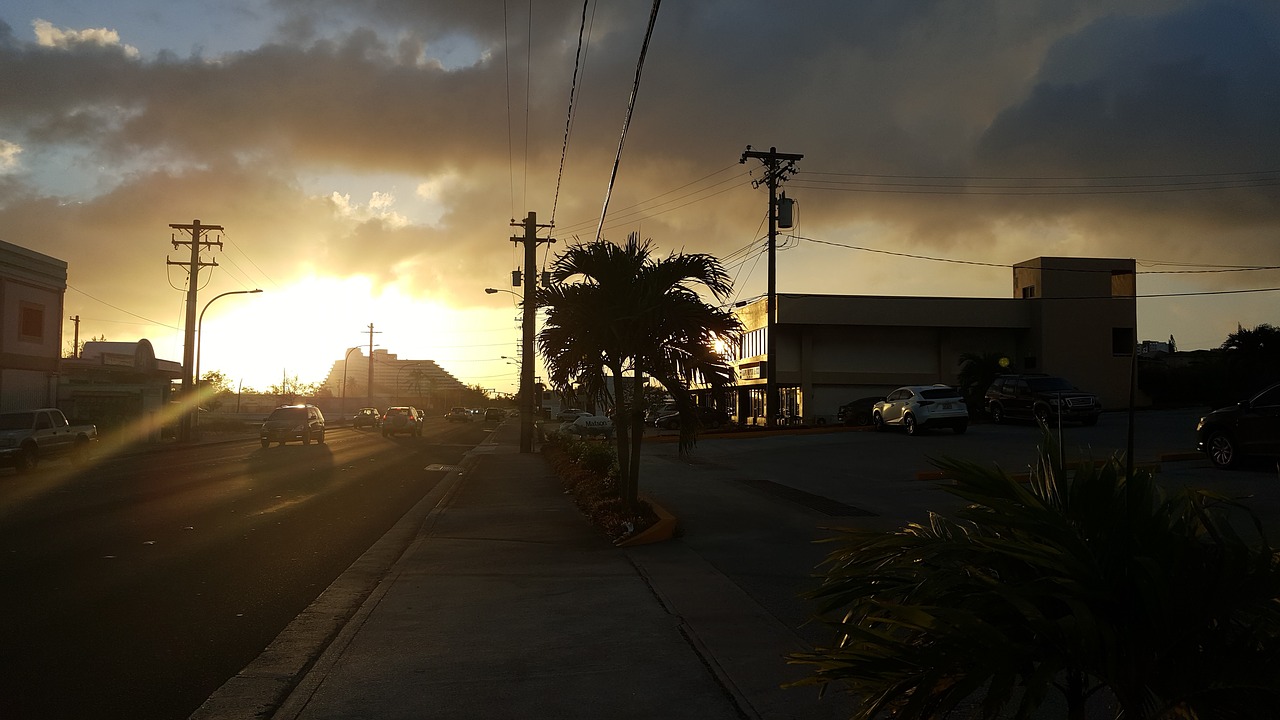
[195,289,262,434]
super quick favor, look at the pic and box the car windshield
[387,408,410,416]
[920,389,961,400]
[0,412,35,430]
[1026,377,1077,392]
[268,408,306,422]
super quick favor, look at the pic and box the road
[0,417,491,720]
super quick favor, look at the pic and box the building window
[1021,285,1036,298]
[1112,327,1134,355]
[1111,271,1136,297]
[19,302,44,342]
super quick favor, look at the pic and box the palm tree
[537,234,742,506]
[790,432,1280,720]
[956,351,1008,416]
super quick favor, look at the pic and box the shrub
[543,430,656,543]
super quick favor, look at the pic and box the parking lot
[641,407,1280,532]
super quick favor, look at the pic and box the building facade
[0,240,67,410]
[320,347,468,413]
[727,256,1138,425]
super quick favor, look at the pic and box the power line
[550,0,594,226]
[65,284,181,330]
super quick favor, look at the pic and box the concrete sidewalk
[192,420,852,719]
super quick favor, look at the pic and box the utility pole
[168,219,223,441]
[69,315,80,358]
[366,323,381,409]
[740,146,801,428]
[511,212,555,453]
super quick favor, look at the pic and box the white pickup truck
[0,408,98,473]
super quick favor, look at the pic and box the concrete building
[727,256,1138,425]
[320,347,468,413]
[58,339,183,440]
[0,240,67,410]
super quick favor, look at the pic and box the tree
[791,433,1280,719]
[537,234,742,507]
[1221,323,1280,395]
[955,351,1007,414]
[197,370,234,410]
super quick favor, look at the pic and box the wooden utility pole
[168,219,223,441]
[739,147,801,428]
[511,212,555,453]
[69,315,80,358]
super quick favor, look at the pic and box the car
[260,404,326,447]
[556,408,592,423]
[565,414,615,439]
[653,405,730,430]
[382,406,423,437]
[1196,381,1280,469]
[484,407,505,423]
[352,407,381,429]
[446,406,472,423]
[837,396,882,426]
[644,402,680,426]
[984,374,1101,426]
[872,385,968,436]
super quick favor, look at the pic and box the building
[58,339,183,440]
[0,240,67,410]
[726,256,1138,424]
[320,347,468,413]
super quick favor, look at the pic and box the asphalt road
[0,417,491,720]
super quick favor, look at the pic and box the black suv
[984,374,1101,426]
[260,404,326,447]
[352,407,381,429]
[1196,381,1280,469]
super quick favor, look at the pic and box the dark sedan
[1197,382,1280,469]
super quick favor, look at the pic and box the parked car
[872,385,968,436]
[653,406,730,430]
[837,396,882,426]
[352,407,381,429]
[984,374,1101,426]
[0,408,98,473]
[565,414,615,439]
[484,407,505,423]
[644,402,680,426]
[382,406,423,437]
[260,404,326,447]
[1196,381,1280,469]
[446,406,471,422]
[556,408,592,423]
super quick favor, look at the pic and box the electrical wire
[550,0,593,226]
[66,284,181,330]
[791,169,1280,196]
[594,0,662,242]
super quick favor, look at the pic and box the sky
[3,1,1279,394]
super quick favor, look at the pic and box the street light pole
[194,289,262,436]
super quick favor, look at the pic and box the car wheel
[382,429,389,437]
[989,404,1004,424]
[953,421,968,434]
[317,432,326,444]
[872,413,886,432]
[854,411,872,426]
[1206,432,1238,469]
[260,439,269,448]
[904,414,918,436]
[71,438,91,466]
[302,430,312,445]
[1034,405,1049,424]
[14,446,37,474]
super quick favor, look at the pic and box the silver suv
[872,385,968,436]
[260,404,326,447]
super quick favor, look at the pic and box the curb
[616,497,678,547]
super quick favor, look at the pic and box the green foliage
[543,430,656,543]
[792,431,1280,720]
